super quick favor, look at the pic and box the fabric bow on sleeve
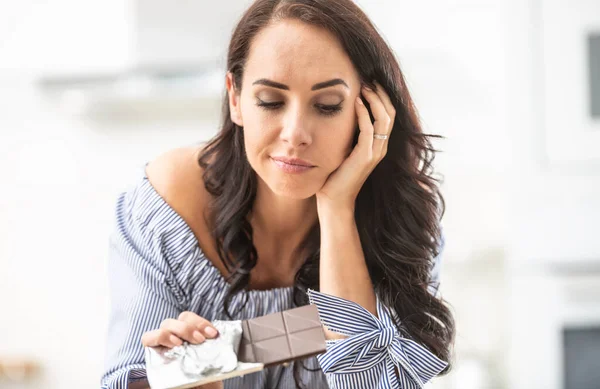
[307,289,448,389]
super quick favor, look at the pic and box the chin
[272,180,320,199]
[261,174,322,200]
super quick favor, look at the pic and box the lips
[271,156,315,167]
[270,156,316,174]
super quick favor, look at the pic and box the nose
[279,105,312,147]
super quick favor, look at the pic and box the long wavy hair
[197,0,455,387]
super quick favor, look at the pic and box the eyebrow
[252,78,349,91]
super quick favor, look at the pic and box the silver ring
[373,133,389,140]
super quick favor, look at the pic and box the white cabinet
[540,0,600,166]
[0,0,252,75]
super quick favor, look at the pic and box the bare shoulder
[144,144,213,241]
[144,144,230,277]
[145,145,208,206]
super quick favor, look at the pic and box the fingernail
[205,327,218,338]
[193,330,205,342]
[356,96,363,105]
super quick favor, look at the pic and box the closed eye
[255,100,343,117]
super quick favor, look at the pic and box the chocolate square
[237,304,326,367]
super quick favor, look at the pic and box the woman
[101,0,455,388]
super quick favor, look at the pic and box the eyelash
[255,100,343,117]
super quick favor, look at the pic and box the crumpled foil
[145,320,263,389]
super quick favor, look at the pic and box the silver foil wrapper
[145,320,264,389]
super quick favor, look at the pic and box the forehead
[244,19,359,89]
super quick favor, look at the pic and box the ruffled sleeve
[101,176,202,388]
[307,291,448,389]
[307,233,448,389]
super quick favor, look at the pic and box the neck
[249,177,318,259]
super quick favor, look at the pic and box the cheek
[339,107,359,152]
[243,128,267,169]
[241,117,279,175]
[240,108,268,152]
[320,121,356,169]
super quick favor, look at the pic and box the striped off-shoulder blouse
[101,166,447,389]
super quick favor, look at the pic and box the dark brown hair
[198,0,455,387]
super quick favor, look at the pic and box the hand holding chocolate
[145,304,326,389]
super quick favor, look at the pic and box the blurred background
[1,0,599,388]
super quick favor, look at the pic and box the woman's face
[226,19,362,199]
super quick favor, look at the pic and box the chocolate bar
[237,304,327,367]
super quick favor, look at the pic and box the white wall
[0,2,131,75]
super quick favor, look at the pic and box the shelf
[36,66,225,118]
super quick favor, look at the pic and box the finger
[161,331,185,348]
[373,82,394,156]
[360,85,391,134]
[141,329,183,348]
[359,89,388,159]
[373,81,396,126]
[355,96,374,155]
[178,311,219,339]
[160,318,205,344]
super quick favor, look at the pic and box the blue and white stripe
[307,290,448,389]
[101,167,445,388]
